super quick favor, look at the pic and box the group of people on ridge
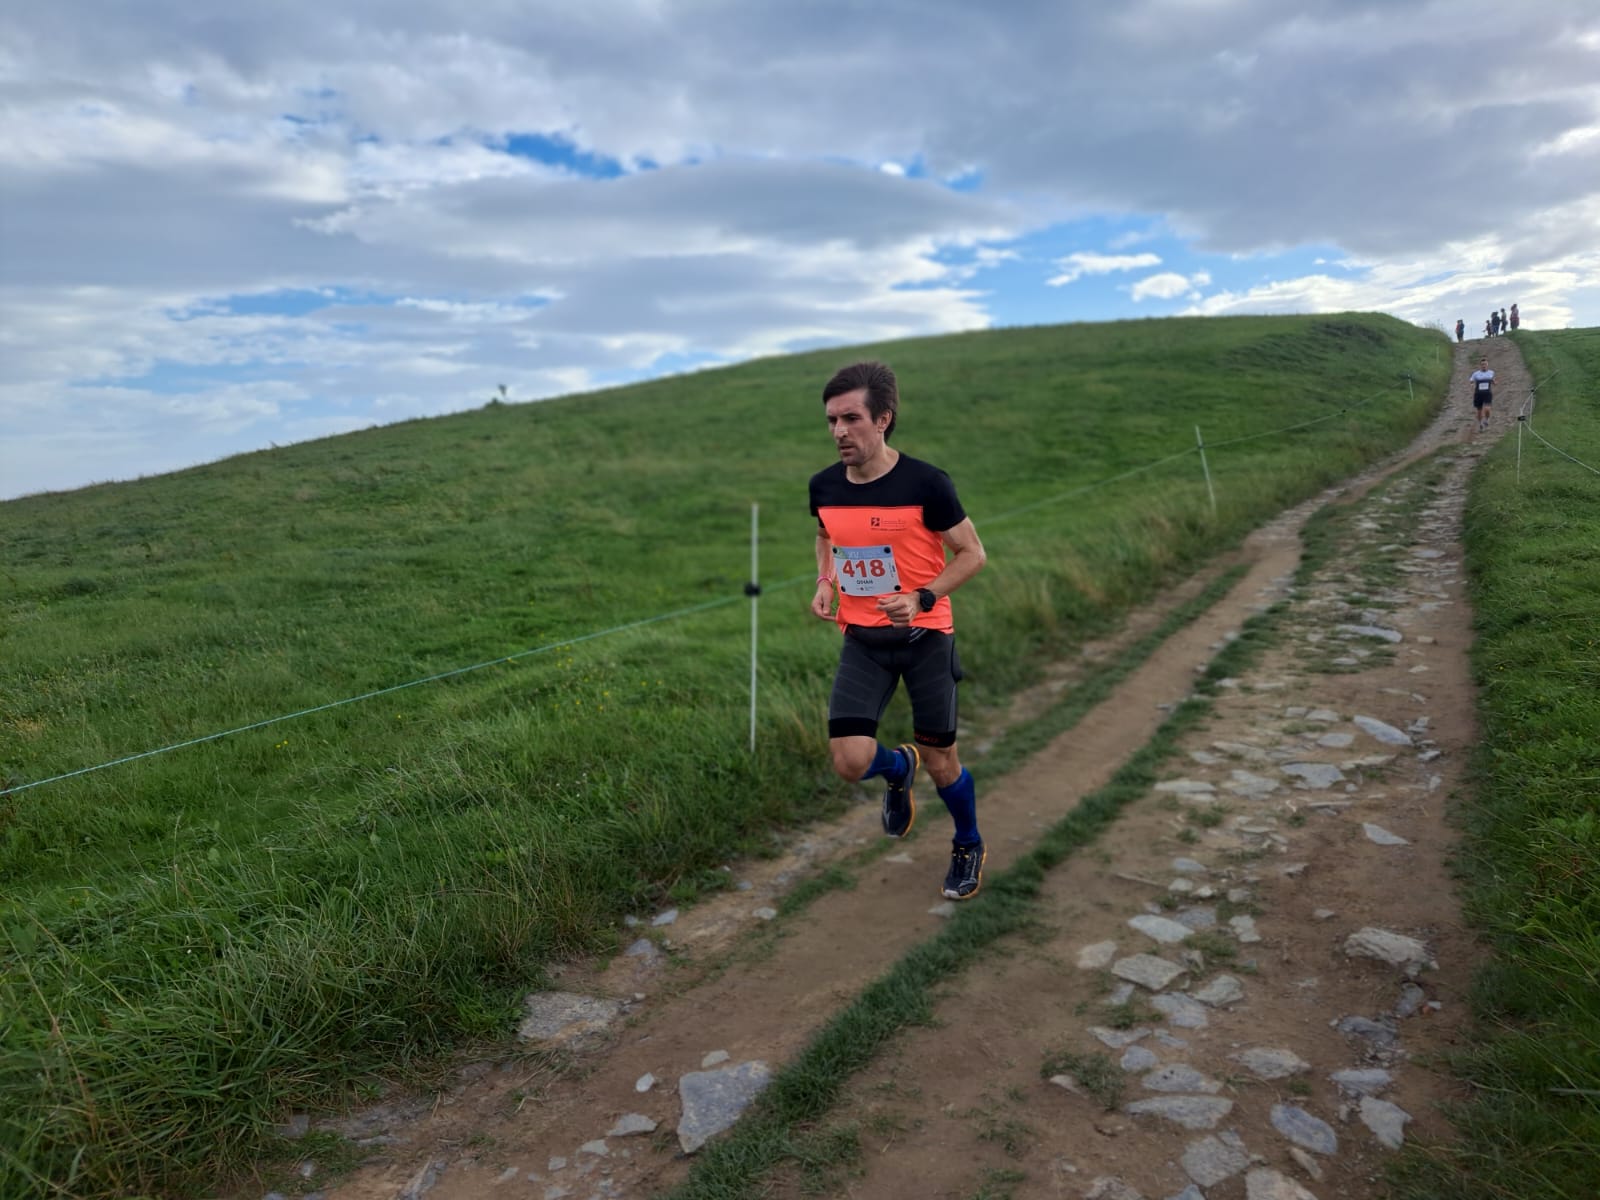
[1455,303,1518,342]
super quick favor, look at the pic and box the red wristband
[817,575,834,588]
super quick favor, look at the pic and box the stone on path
[1152,992,1209,1029]
[1282,763,1346,789]
[1175,907,1218,931]
[1084,1178,1145,1200]
[1155,779,1216,795]
[928,901,957,917]
[1344,927,1433,973]
[1335,1015,1399,1049]
[1338,623,1404,643]
[1363,823,1410,846]
[1171,857,1209,874]
[1128,915,1194,945]
[652,908,679,927]
[1353,715,1413,746]
[1246,1168,1320,1200]
[517,993,624,1045]
[1112,954,1187,991]
[1359,1095,1412,1149]
[1315,732,1354,749]
[635,1073,656,1093]
[1193,974,1246,1007]
[677,1061,773,1153]
[1229,915,1262,943]
[1123,1095,1234,1130]
[1232,1047,1309,1080]
[1330,1068,1393,1096]
[1167,1187,1206,1200]
[1143,1065,1222,1094]
[1270,1104,1339,1155]
[701,1049,730,1068]
[1214,740,1270,761]
[752,906,777,921]
[1225,769,1280,798]
[578,1139,609,1156]
[1305,708,1339,723]
[1394,982,1428,1018]
[608,1113,658,1137]
[1090,1026,1151,1049]
[1120,1045,1159,1072]
[1078,940,1119,970]
[1182,1132,1251,1188]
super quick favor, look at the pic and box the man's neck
[846,446,899,484]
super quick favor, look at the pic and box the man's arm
[875,517,986,626]
[811,528,836,620]
[929,518,986,598]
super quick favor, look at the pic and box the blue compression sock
[859,742,910,786]
[937,768,980,844]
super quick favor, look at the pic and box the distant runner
[809,361,990,900]
[1455,318,1465,343]
[1469,355,1495,432]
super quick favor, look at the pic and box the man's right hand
[811,581,836,620]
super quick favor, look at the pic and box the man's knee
[920,744,962,788]
[829,737,876,781]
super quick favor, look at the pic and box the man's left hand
[876,592,919,626]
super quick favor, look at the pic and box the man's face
[825,389,889,466]
[1480,359,1489,369]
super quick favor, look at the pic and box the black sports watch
[916,587,938,612]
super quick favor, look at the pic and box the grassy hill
[0,313,1448,1195]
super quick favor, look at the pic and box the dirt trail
[279,338,1525,1200]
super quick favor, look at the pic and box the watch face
[918,588,936,611]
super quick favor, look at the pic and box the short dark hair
[822,361,899,441]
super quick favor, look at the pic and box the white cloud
[1130,271,1197,301]
[1048,251,1163,286]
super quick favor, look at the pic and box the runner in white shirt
[1468,357,1495,432]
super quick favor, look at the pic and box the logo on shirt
[869,515,908,531]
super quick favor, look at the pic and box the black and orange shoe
[942,839,986,900]
[881,743,919,838]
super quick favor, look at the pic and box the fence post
[1406,373,1414,405]
[1516,418,1523,486]
[749,503,759,753]
[1195,426,1217,518]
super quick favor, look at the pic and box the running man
[1455,318,1465,343]
[1469,355,1495,432]
[809,361,989,900]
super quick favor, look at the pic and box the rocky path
[257,337,1525,1200]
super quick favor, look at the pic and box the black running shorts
[1472,391,1491,409]
[827,625,962,747]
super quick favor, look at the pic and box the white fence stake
[749,502,759,753]
[1406,374,1414,405]
[1516,417,1523,486]
[1195,426,1217,518]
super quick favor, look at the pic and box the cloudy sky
[3,1,1598,500]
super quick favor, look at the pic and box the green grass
[1386,328,1600,1200]
[0,313,1448,1196]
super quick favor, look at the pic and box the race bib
[1476,379,1491,392]
[833,544,903,597]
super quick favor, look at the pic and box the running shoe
[942,839,987,900]
[882,743,919,838]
